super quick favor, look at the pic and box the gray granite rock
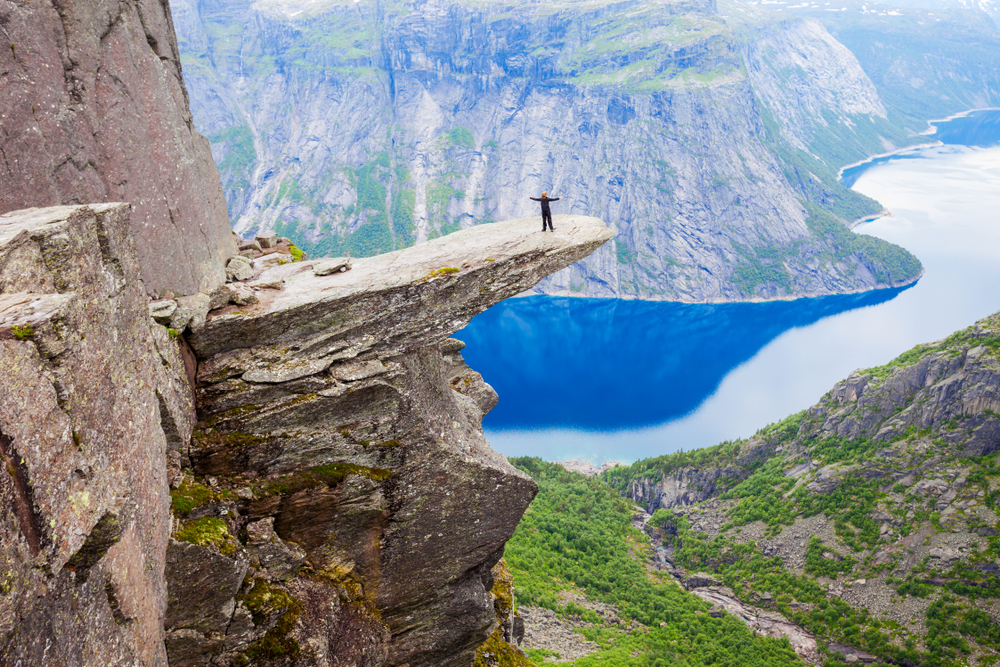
[170,293,212,333]
[0,0,236,296]
[150,300,179,324]
[226,256,253,282]
[255,233,278,249]
[313,257,352,276]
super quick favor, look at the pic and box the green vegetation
[730,242,793,295]
[174,517,239,555]
[447,126,475,150]
[235,578,302,663]
[597,325,1000,665]
[10,325,33,340]
[170,478,235,516]
[615,240,637,266]
[803,538,856,578]
[418,267,461,282]
[803,203,922,285]
[507,458,805,667]
[726,200,922,297]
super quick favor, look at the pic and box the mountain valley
[171,0,942,302]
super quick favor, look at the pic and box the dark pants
[541,211,553,231]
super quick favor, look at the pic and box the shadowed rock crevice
[0,429,44,557]
[65,508,129,582]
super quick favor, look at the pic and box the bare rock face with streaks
[0,204,189,666]
[0,0,237,296]
[174,0,923,303]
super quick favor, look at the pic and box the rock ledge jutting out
[0,203,612,667]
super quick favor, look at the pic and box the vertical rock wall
[0,0,236,296]
[0,204,190,666]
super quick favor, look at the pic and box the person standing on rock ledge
[529,192,561,232]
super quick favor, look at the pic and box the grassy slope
[506,458,805,667]
[601,314,1000,667]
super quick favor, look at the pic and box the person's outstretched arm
[549,197,561,201]
[529,196,541,201]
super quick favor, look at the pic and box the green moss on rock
[256,463,391,497]
[173,517,239,555]
[170,479,233,516]
[236,578,302,662]
[474,628,537,667]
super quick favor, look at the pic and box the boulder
[207,285,235,311]
[226,256,254,282]
[230,284,259,306]
[150,299,178,324]
[169,293,212,333]
[314,257,353,276]
[255,233,278,249]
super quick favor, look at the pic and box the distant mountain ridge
[173,0,928,302]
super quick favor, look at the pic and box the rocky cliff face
[173,0,923,303]
[0,0,237,296]
[165,214,610,667]
[606,311,1000,664]
[0,203,611,666]
[0,204,193,665]
[0,2,614,664]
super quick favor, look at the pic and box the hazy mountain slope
[773,0,1000,122]
[604,310,1000,666]
[172,0,924,302]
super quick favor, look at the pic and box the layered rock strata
[0,0,236,296]
[166,214,612,667]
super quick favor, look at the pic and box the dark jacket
[530,195,560,214]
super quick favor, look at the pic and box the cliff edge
[0,204,612,667]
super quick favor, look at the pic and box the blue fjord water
[459,109,1000,464]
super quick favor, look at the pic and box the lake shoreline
[531,267,923,305]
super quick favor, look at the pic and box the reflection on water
[459,288,907,430]
[459,110,1000,463]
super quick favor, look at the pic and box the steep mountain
[603,310,1000,665]
[171,0,925,302]
[774,0,1000,122]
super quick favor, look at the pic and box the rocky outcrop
[0,204,185,665]
[810,328,1000,455]
[610,309,1000,664]
[621,440,776,512]
[173,0,922,303]
[0,0,236,296]
[0,205,611,666]
[163,214,611,667]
